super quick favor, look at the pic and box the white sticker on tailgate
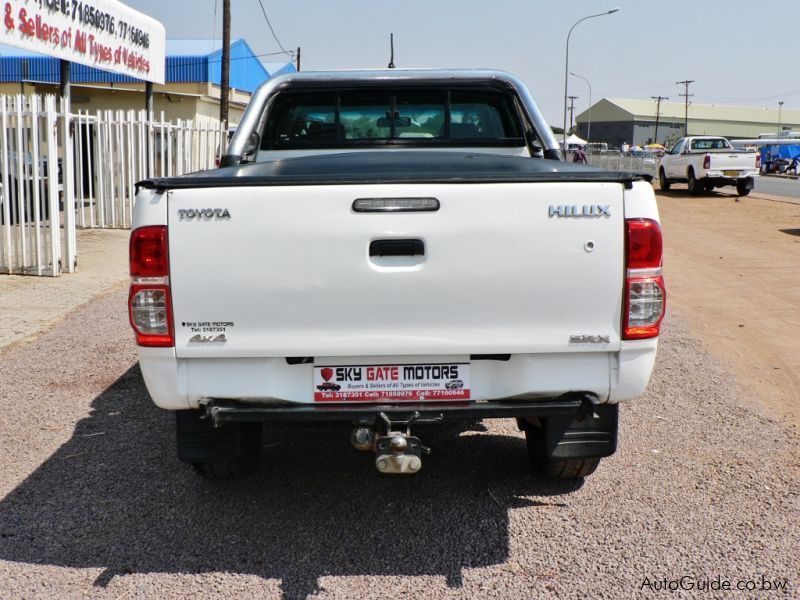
[314,363,470,402]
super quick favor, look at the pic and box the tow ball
[350,411,434,475]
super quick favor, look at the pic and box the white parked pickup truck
[658,136,760,195]
[129,70,665,480]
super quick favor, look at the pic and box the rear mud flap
[544,403,618,459]
[176,409,245,464]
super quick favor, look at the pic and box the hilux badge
[549,205,611,218]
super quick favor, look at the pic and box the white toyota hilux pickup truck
[658,136,760,196]
[130,70,665,480]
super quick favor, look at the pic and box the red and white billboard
[1,0,166,84]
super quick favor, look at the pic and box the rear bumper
[705,171,758,181]
[138,340,659,410]
[200,394,589,427]
[185,394,619,461]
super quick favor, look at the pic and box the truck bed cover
[138,151,651,190]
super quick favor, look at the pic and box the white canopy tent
[563,133,588,148]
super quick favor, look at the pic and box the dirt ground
[656,187,800,427]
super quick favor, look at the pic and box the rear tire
[525,428,601,479]
[192,423,262,480]
[176,410,262,480]
[736,179,752,196]
[659,168,671,191]
[541,455,601,478]
[687,169,702,195]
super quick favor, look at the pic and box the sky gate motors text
[334,365,461,382]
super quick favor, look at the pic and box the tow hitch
[351,411,435,475]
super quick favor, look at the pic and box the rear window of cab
[261,88,526,149]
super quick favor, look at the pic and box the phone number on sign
[316,389,470,402]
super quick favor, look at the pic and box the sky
[126,0,796,126]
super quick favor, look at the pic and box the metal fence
[1,94,225,276]
[0,95,69,276]
[582,151,660,177]
[73,110,225,229]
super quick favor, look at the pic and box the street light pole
[778,100,784,136]
[570,72,592,141]
[563,8,620,152]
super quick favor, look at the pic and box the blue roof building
[0,39,295,124]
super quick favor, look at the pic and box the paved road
[0,291,797,598]
[755,176,800,199]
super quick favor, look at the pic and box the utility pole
[219,0,231,129]
[676,80,694,136]
[651,95,668,144]
[296,46,301,71]
[778,100,784,136]
[567,96,578,137]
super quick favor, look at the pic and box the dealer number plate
[314,362,470,402]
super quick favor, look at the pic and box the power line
[694,91,800,104]
[612,81,679,95]
[164,50,294,71]
[676,80,694,136]
[255,0,293,58]
[651,96,668,144]
[567,95,578,135]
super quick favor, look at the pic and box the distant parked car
[585,142,608,153]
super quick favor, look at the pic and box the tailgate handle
[369,238,425,257]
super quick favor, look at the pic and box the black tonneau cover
[138,151,650,191]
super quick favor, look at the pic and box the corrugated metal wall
[206,40,270,93]
[0,40,275,92]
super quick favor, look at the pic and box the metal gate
[0,94,72,276]
[0,93,224,276]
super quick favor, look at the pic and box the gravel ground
[0,290,797,599]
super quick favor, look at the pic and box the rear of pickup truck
[130,152,664,479]
[129,70,664,480]
[659,136,759,195]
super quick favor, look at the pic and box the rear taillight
[703,154,711,170]
[623,219,665,340]
[129,226,173,347]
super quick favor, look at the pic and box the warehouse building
[0,39,295,125]
[574,98,800,148]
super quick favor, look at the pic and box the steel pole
[220,0,231,128]
[570,72,591,141]
[563,8,620,152]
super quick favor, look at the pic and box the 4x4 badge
[189,334,227,343]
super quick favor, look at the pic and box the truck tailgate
[168,182,625,358]
[709,152,754,172]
